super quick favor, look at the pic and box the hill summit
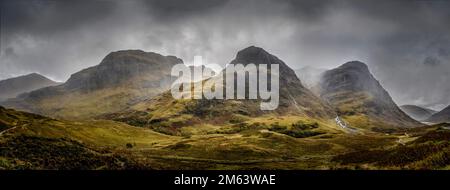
[0,73,60,101]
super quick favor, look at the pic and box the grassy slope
[326,91,422,130]
[2,106,449,170]
[332,124,450,169]
[19,85,167,120]
[0,106,180,169]
[105,100,402,169]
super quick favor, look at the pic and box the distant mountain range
[400,105,437,122]
[319,61,421,129]
[0,73,60,101]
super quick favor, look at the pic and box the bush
[280,130,324,138]
[126,143,133,149]
[269,122,323,138]
[291,121,319,130]
[0,135,140,169]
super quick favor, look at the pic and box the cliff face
[320,61,421,129]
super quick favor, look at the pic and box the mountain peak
[230,46,305,87]
[0,73,56,85]
[339,61,369,72]
[27,72,42,77]
[321,61,374,93]
[0,73,59,101]
[236,46,268,58]
[7,73,47,80]
[63,49,182,91]
[104,49,153,58]
[100,49,182,66]
[232,46,279,66]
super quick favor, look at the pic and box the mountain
[226,46,334,117]
[426,105,450,123]
[1,50,182,119]
[106,46,335,134]
[294,66,326,89]
[400,105,437,122]
[0,73,60,101]
[319,61,421,130]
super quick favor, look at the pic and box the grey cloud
[423,56,441,67]
[1,0,117,37]
[0,0,450,109]
[142,0,229,21]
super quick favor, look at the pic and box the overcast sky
[1,0,450,110]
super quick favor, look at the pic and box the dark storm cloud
[0,0,120,81]
[1,0,450,109]
[1,0,117,37]
[142,0,229,21]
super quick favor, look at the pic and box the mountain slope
[0,73,60,101]
[319,61,421,130]
[106,46,336,133]
[1,50,182,119]
[400,105,437,122]
[426,105,450,123]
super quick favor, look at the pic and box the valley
[2,105,449,170]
